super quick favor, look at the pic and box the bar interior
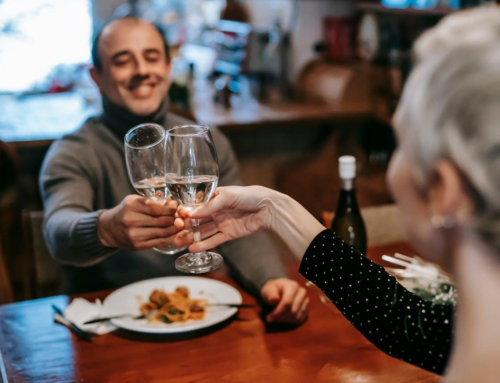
[0,0,499,382]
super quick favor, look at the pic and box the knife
[52,305,94,342]
[83,303,256,325]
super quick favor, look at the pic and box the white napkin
[54,298,117,335]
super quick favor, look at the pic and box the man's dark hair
[91,17,170,72]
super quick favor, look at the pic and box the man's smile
[127,81,157,99]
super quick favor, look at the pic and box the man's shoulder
[43,117,105,166]
[59,116,105,143]
[50,117,117,151]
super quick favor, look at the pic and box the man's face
[91,19,172,116]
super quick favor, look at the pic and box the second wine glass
[124,123,186,255]
[165,124,223,274]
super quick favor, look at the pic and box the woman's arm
[302,229,454,375]
[175,185,454,375]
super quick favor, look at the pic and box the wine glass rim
[165,124,210,137]
[124,123,165,149]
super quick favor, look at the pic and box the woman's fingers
[174,221,219,247]
[178,188,229,219]
[188,232,230,253]
[175,216,212,230]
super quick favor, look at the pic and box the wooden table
[0,243,438,383]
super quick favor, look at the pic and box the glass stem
[187,218,211,264]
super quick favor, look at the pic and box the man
[40,17,308,324]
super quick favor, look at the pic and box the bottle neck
[336,177,359,214]
[340,177,354,191]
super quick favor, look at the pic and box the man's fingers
[165,198,178,210]
[291,287,307,315]
[174,217,186,231]
[143,198,177,216]
[128,226,179,242]
[267,284,297,320]
[269,296,310,324]
[134,237,176,250]
[296,297,310,322]
[125,213,175,228]
[299,297,310,316]
[261,284,280,305]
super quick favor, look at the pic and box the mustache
[128,74,153,89]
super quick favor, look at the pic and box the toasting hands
[173,186,276,252]
[173,185,325,258]
[98,195,179,250]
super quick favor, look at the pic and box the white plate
[102,276,242,334]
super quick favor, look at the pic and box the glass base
[153,245,187,255]
[175,251,223,274]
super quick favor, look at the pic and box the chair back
[0,139,20,303]
[22,210,61,298]
[323,204,408,247]
[361,204,408,246]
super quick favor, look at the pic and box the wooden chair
[0,236,14,303]
[22,210,61,299]
[0,140,21,304]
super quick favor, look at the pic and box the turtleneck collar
[99,95,169,141]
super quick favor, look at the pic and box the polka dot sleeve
[299,229,454,375]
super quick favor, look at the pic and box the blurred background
[0,0,493,302]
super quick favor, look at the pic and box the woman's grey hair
[394,5,500,249]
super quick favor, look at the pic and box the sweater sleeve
[211,127,288,295]
[299,229,454,375]
[39,139,117,266]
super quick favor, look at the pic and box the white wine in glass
[124,123,186,255]
[165,124,223,273]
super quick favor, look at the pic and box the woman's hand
[174,186,278,253]
[174,185,326,259]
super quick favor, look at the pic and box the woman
[175,7,500,381]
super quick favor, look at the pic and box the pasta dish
[139,286,208,323]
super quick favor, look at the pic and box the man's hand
[260,278,309,324]
[97,195,179,250]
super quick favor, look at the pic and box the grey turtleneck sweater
[40,97,287,295]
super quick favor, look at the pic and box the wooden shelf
[356,2,458,16]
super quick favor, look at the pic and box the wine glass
[164,124,223,273]
[124,123,186,255]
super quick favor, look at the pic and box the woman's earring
[431,215,456,229]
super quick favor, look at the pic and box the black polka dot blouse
[299,229,455,375]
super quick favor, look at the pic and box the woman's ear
[429,161,473,224]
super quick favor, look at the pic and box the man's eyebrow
[111,50,131,61]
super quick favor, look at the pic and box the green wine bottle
[331,156,368,256]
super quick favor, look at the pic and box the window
[0,0,92,93]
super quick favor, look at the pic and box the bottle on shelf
[331,156,368,256]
